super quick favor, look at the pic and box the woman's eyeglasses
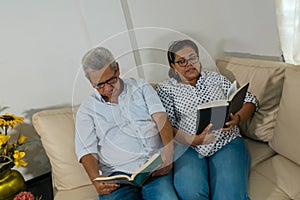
[175,55,199,67]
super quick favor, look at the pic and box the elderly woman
[156,39,258,200]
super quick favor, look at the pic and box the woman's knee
[174,181,209,200]
[173,147,209,200]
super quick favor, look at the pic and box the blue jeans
[99,172,178,200]
[174,137,250,200]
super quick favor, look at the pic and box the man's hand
[93,179,120,195]
[80,154,120,195]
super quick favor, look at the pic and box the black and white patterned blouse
[156,71,258,157]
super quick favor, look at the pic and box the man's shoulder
[124,78,154,91]
[77,94,97,113]
[124,77,147,85]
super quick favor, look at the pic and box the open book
[93,153,162,187]
[196,81,249,134]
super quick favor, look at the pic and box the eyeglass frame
[174,55,199,67]
[92,70,118,89]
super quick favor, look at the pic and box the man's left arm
[151,112,174,176]
[139,79,174,175]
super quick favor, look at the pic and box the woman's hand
[222,102,256,132]
[193,123,216,146]
[222,113,240,131]
[173,123,216,146]
[93,178,120,195]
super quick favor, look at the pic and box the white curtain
[275,0,300,64]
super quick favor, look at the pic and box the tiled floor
[26,172,54,200]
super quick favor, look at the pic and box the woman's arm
[173,124,215,146]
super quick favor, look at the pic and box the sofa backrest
[216,57,288,142]
[32,108,92,191]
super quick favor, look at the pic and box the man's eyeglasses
[175,55,199,67]
[93,73,118,89]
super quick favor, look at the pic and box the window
[275,0,300,64]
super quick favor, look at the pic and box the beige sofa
[32,57,300,200]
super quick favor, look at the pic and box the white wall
[0,0,281,180]
[0,0,134,180]
[127,0,281,82]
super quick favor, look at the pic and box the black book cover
[196,82,249,134]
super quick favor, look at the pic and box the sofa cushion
[248,155,300,200]
[244,139,276,169]
[32,108,92,191]
[216,57,286,141]
[270,65,300,166]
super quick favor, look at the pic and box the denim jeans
[173,137,250,200]
[99,171,178,200]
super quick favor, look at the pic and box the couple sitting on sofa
[75,39,258,200]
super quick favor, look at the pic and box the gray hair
[81,47,117,79]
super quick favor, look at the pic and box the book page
[93,153,162,186]
[227,80,237,99]
[93,174,131,182]
[197,100,228,110]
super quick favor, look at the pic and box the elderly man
[75,47,178,200]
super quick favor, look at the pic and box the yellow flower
[13,150,28,167]
[0,118,5,126]
[0,113,24,129]
[17,135,27,145]
[0,134,10,146]
[7,142,16,150]
[0,113,28,169]
[1,148,7,155]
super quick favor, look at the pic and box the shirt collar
[196,71,209,87]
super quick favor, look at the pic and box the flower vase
[0,156,26,200]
